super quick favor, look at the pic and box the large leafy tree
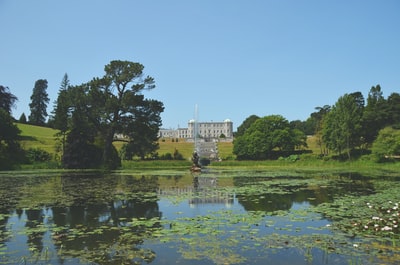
[29,79,50,125]
[233,115,307,160]
[93,60,162,167]
[322,93,364,159]
[60,60,164,169]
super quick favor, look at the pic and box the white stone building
[159,119,233,141]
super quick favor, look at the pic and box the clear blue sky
[1,1,399,130]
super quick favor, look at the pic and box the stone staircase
[196,141,219,160]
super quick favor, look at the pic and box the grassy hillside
[17,123,59,155]
[158,139,194,159]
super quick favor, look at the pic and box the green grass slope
[17,123,59,155]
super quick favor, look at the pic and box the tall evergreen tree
[29,79,50,125]
[19,113,27,123]
[52,73,71,160]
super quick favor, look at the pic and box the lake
[0,170,399,264]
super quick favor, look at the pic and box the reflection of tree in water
[50,174,161,264]
[25,209,45,253]
[60,173,118,205]
[0,208,10,250]
[0,176,25,209]
[233,176,375,212]
[237,191,308,212]
[0,176,29,253]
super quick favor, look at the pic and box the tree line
[234,85,400,161]
[1,60,400,169]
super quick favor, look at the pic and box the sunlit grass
[209,159,400,177]
[17,123,59,154]
[158,138,194,159]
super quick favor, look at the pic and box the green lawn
[158,139,194,159]
[17,123,59,154]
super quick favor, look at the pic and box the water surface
[0,171,398,264]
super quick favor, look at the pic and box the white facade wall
[158,129,179,138]
[159,119,233,140]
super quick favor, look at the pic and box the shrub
[159,153,173,160]
[372,127,400,162]
[26,148,52,163]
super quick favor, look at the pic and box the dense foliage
[29,79,50,126]
[235,85,400,161]
[322,93,364,159]
[233,115,307,160]
[372,127,400,162]
[0,86,24,169]
[52,60,164,169]
[235,114,259,137]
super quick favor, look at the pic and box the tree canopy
[236,114,259,137]
[52,60,164,169]
[322,93,364,159]
[233,115,307,160]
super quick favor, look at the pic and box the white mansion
[159,119,233,141]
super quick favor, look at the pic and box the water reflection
[0,171,393,265]
[191,176,234,207]
[233,175,375,212]
[25,208,45,253]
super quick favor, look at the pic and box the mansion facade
[159,119,233,141]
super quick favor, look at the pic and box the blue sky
[1,1,399,130]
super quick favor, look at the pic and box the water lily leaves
[1,172,400,264]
